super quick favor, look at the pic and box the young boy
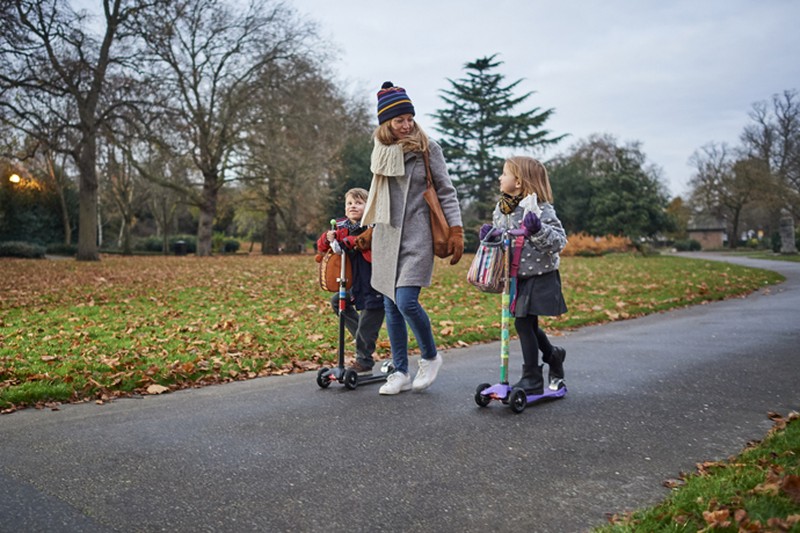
[316,188,384,373]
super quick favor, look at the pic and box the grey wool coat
[492,202,567,276]
[371,140,462,301]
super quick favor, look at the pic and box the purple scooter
[474,227,567,414]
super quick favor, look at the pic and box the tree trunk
[121,215,132,255]
[196,178,218,256]
[262,203,279,255]
[46,155,72,246]
[729,207,741,250]
[76,139,100,261]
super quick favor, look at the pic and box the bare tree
[131,0,317,256]
[688,143,772,248]
[98,141,149,254]
[238,58,354,254]
[740,89,800,219]
[0,0,147,260]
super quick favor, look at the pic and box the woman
[361,82,464,395]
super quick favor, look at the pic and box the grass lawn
[0,252,783,411]
[596,412,800,532]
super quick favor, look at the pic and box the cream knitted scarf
[361,138,405,226]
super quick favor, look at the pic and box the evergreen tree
[432,54,565,220]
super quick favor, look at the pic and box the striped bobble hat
[376,81,415,124]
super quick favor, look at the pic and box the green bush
[135,236,166,253]
[0,241,46,258]
[133,235,197,254]
[46,243,77,256]
[222,239,240,253]
[674,239,702,251]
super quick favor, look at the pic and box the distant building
[687,216,726,250]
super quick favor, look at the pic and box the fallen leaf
[780,474,800,504]
[146,384,169,394]
[703,509,730,528]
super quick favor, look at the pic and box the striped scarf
[499,193,524,215]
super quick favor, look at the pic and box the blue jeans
[383,287,437,374]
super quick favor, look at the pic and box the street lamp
[9,173,20,184]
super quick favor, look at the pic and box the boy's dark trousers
[330,294,385,370]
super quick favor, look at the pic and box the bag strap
[422,150,433,189]
[509,235,525,278]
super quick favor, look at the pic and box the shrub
[562,233,632,257]
[45,243,77,256]
[222,239,240,253]
[674,239,702,252]
[0,241,46,258]
[135,236,166,253]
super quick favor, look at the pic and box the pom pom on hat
[377,81,415,124]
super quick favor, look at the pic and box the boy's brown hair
[345,188,368,203]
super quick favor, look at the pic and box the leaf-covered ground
[0,253,783,412]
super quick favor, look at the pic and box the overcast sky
[288,0,799,198]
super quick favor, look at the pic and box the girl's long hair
[505,156,554,203]
[374,119,429,153]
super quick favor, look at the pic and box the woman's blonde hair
[504,156,553,203]
[374,118,429,153]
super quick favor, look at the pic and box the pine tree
[432,54,565,220]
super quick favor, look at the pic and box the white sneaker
[412,354,443,391]
[379,372,411,395]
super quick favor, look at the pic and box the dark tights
[514,315,553,365]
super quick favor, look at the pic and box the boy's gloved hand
[334,228,349,242]
[523,211,541,234]
[341,236,357,249]
[479,224,502,241]
[448,226,464,265]
[354,227,373,251]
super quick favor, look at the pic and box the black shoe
[543,346,566,381]
[511,364,543,395]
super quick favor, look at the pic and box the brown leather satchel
[422,151,451,258]
[317,250,352,292]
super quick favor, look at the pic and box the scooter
[474,226,567,413]
[316,220,394,390]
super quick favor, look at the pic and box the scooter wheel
[343,369,358,390]
[509,387,527,414]
[316,367,331,389]
[474,383,492,407]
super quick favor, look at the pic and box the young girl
[481,156,568,394]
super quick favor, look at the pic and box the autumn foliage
[562,233,633,257]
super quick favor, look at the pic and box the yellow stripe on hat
[378,99,412,115]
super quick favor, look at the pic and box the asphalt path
[1,252,799,532]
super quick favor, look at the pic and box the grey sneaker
[412,354,443,391]
[379,371,411,395]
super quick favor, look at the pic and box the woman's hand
[448,226,464,265]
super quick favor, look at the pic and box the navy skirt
[513,270,567,318]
